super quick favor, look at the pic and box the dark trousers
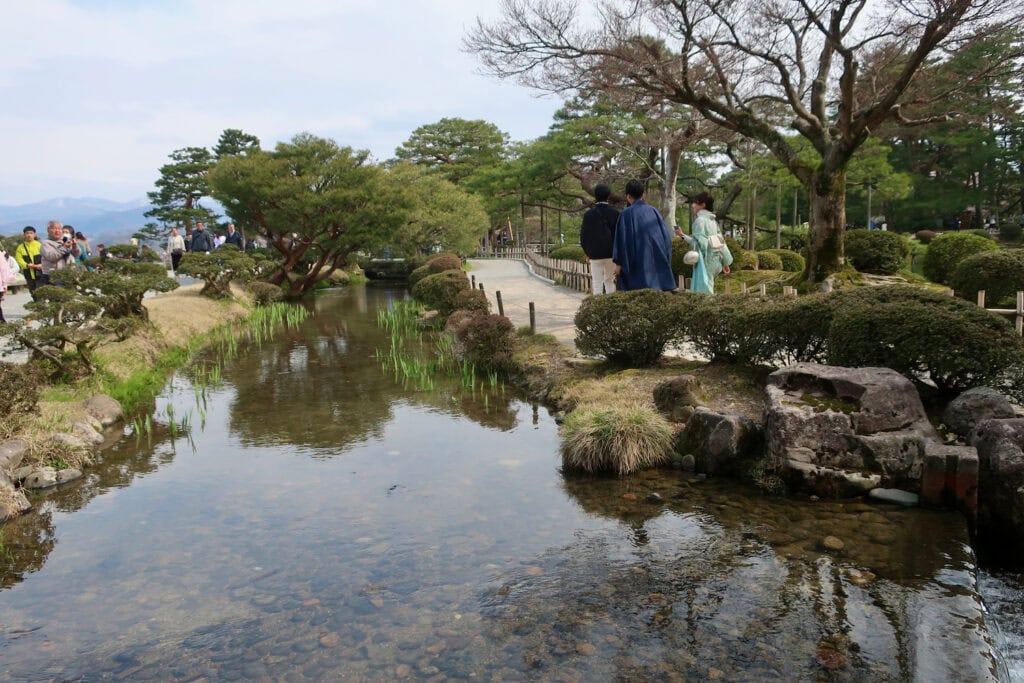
[171,251,183,272]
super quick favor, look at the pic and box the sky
[0,0,561,205]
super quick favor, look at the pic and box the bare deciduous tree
[466,0,1021,281]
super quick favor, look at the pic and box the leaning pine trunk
[804,171,846,283]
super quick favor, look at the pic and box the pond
[0,285,1011,681]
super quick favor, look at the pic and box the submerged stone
[868,488,919,507]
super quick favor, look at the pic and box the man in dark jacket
[189,222,215,253]
[580,184,619,294]
[224,223,244,250]
[612,180,676,291]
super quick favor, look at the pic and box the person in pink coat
[0,248,15,323]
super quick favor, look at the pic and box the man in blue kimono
[612,179,677,291]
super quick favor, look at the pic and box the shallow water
[0,286,1007,681]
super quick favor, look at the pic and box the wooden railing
[476,246,594,294]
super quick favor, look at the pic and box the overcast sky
[0,0,561,205]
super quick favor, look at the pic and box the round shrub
[827,286,1024,397]
[574,289,690,366]
[425,254,462,274]
[950,249,1024,305]
[246,281,284,306]
[725,236,757,270]
[549,245,587,262]
[1000,223,1024,242]
[967,229,995,241]
[923,232,1000,285]
[410,270,470,315]
[452,313,516,373]
[762,249,805,273]
[915,230,937,244]
[560,405,673,475]
[843,229,910,275]
[756,251,784,271]
[408,264,432,287]
[455,288,490,315]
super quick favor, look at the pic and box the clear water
[0,286,1007,681]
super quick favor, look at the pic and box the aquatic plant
[560,405,673,475]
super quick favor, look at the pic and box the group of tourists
[0,221,97,320]
[166,222,245,273]
[580,180,732,296]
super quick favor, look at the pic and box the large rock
[70,420,105,446]
[972,418,1024,552]
[765,364,939,497]
[81,394,123,427]
[675,407,761,476]
[653,375,704,422]
[943,387,1015,441]
[0,439,30,471]
[23,467,58,489]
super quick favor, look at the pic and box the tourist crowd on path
[581,180,732,295]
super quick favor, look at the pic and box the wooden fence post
[977,290,986,308]
[496,291,504,317]
[1017,291,1023,336]
[529,302,536,335]
[471,275,476,289]
[759,283,767,296]
[740,282,747,294]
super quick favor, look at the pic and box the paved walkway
[468,258,587,349]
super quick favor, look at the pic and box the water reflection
[0,286,1006,681]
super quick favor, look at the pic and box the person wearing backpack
[678,192,732,294]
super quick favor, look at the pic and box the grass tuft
[560,404,673,475]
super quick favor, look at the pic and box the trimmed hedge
[575,289,690,366]
[844,229,910,275]
[950,249,1024,305]
[762,249,805,273]
[756,251,784,271]
[923,232,1000,285]
[410,270,470,315]
[967,229,996,241]
[826,287,1024,398]
[549,245,587,262]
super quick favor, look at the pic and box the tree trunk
[804,171,846,283]
[662,143,683,226]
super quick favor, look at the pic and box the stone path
[467,258,586,349]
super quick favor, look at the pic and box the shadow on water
[0,284,1008,681]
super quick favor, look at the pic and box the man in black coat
[189,222,215,253]
[579,184,619,294]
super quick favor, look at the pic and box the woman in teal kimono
[679,192,732,294]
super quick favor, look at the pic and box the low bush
[671,236,694,281]
[454,288,490,315]
[560,405,673,475]
[246,281,284,306]
[575,289,690,366]
[826,286,1024,399]
[451,313,516,373]
[922,232,999,285]
[410,270,470,315]
[746,293,836,365]
[685,294,776,363]
[762,249,805,273]
[967,229,996,241]
[0,361,41,417]
[756,251,784,271]
[1000,223,1024,242]
[914,230,937,244]
[549,245,587,262]
[950,249,1024,305]
[843,229,910,275]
